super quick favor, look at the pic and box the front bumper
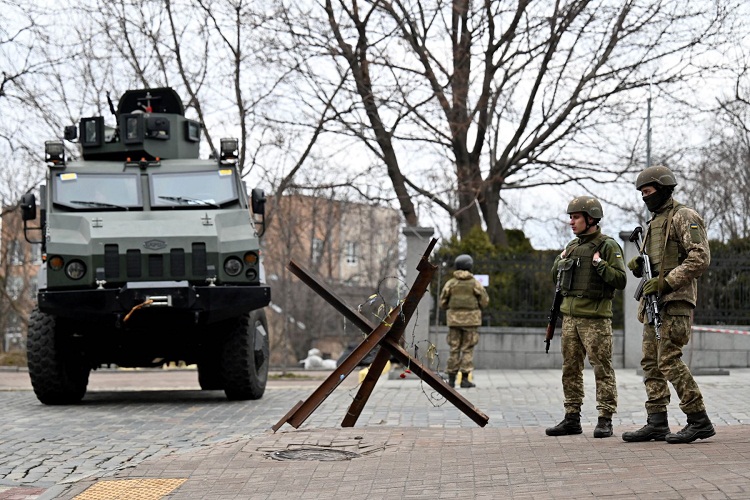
[38,281,271,324]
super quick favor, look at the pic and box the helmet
[566,196,603,219]
[635,165,678,190]
[454,254,473,271]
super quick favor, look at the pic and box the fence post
[402,226,434,351]
[620,230,642,369]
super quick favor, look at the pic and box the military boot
[545,413,582,436]
[665,410,716,444]
[460,372,475,388]
[593,416,613,438]
[622,412,670,442]
[448,374,456,388]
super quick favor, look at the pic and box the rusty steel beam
[273,237,488,431]
[341,343,392,427]
[340,243,439,426]
[276,298,407,429]
[272,240,437,431]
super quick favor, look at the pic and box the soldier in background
[546,196,626,439]
[622,165,715,444]
[439,254,490,388]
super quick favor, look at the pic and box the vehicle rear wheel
[221,309,269,400]
[26,308,90,405]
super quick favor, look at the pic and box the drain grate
[271,448,361,461]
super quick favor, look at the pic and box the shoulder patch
[689,223,702,244]
[615,252,622,259]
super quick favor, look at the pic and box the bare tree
[684,82,750,241]
[279,0,740,246]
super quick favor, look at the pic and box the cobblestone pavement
[0,367,748,499]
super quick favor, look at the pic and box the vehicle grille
[170,249,185,277]
[127,249,141,277]
[101,243,207,280]
[192,243,207,276]
[104,244,119,277]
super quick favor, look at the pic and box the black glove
[643,277,673,296]
[627,256,643,278]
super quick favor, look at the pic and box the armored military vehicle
[20,88,271,404]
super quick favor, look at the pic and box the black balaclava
[643,185,674,212]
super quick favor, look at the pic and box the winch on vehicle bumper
[38,281,271,324]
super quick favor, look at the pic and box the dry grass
[0,351,27,367]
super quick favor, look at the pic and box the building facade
[261,194,401,366]
[0,207,41,353]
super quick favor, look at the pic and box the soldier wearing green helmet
[546,195,626,439]
[623,165,715,444]
[439,254,490,389]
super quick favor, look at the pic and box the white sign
[474,274,489,287]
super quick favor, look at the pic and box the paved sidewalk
[47,368,750,499]
[58,425,750,499]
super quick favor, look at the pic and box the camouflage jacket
[439,270,490,327]
[638,197,710,320]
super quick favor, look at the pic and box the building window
[6,276,24,300]
[345,241,358,265]
[311,238,323,265]
[9,240,24,265]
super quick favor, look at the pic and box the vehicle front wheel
[221,309,269,401]
[26,308,90,405]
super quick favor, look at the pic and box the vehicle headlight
[65,260,86,280]
[223,257,243,276]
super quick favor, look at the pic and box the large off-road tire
[221,309,269,401]
[26,307,90,405]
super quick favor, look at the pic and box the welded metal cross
[272,238,489,431]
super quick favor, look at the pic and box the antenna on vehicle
[106,91,117,117]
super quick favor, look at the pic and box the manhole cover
[271,448,361,461]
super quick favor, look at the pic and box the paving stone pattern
[0,368,748,499]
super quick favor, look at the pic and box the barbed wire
[347,276,450,407]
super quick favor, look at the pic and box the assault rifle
[629,226,662,341]
[545,266,564,353]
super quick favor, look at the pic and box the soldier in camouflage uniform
[439,254,490,388]
[546,196,626,439]
[622,165,715,444]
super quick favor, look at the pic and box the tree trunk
[480,185,508,248]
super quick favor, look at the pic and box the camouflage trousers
[640,301,705,415]
[560,316,617,417]
[446,327,479,374]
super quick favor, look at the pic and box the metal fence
[432,250,750,328]
[695,248,750,325]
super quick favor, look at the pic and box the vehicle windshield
[151,169,238,209]
[53,173,141,210]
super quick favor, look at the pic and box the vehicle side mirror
[20,193,37,221]
[251,188,266,216]
[64,125,78,141]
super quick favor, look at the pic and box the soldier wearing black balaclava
[622,165,715,444]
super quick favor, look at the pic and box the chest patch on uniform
[689,223,702,244]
